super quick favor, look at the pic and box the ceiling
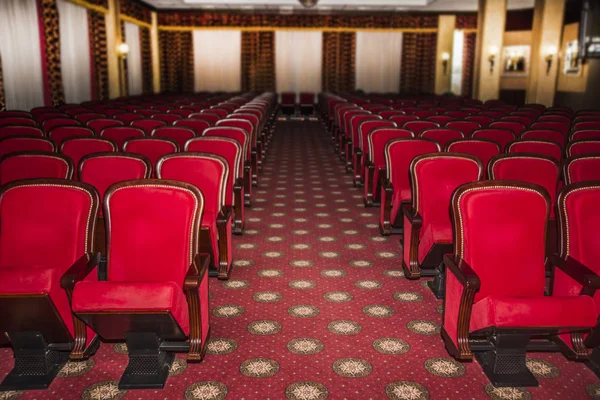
[142,0,535,12]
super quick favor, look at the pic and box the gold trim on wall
[65,0,108,14]
[121,14,152,29]
[158,26,438,33]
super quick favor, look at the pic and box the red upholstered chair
[364,128,414,207]
[71,180,210,389]
[190,112,220,126]
[442,181,596,387]
[186,137,244,235]
[349,115,382,175]
[331,104,357,137]
[378,110,404,119]
[210,108,229,119]
[489,154,560,255]
[530,121,569,136]
[227,113,260,183]
[428,115,454,125]
[207,125,252,206]
[445,121,481,136]
[0,126,44,139]
[120,105,142,112]
[478,111,504,120]
[466,115,493,127]
[0,179,100,390]
[573,121,600,131]
[103,109,126,117]
[502,115,532,127]
[489,121,526,135]
[299,92,315,115]
[42,118,81,133]
[168,109,193,118]
[420,128,464,148]
[75,113,105,124]
[379,138,441,235]
[123,138,179,173]
[356,120,397,186]
[60,137,117,179]
[49,126,94,147]
[174,118,211,136]
[280,92,296,115]
[567,140,600,157]
[100,126,146,150]
[445,111,471,119]
[340,109,370,159]
[133,109,158,117]
[151,105,171,113]
[563,155,600,184]
[571,129,600,141]
[445,139,500,178]
[413,110,435,119]
[65,107,92,116]
[130,118,167,135]
[0,118,37,127]
[152,126,196,149]
[520,129,565,148]
[507,139,563,163]
[151,113,181,125]
[403,120,439,136]
[401,154,482,296]
[0,111,32,118]
[389,115,419,127]
[157,154,233,279]
[87,118,123,135]
[538,114,571,125]
[471,128,516,150]
[0,136,55,159]
[115,113,144,124]
[30,107,58,116]
[0,152,73,185]
[79,153,151,255]
[574,115,600,122]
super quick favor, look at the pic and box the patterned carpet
[1,120,600,400]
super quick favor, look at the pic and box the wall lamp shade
[441,52,450,75]
[117,43,130,57]
[488,45,499,74]
[545,45,558,74]
[298,0,318,7]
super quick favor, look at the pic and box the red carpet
[1,120,599,400]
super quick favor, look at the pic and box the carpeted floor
[1,120,599,400]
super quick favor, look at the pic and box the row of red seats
[321,92,600,387]
[279,92,316,115]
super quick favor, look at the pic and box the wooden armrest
[234,178,244,190]
[401,203,422,225]
[217,206,233,224]
[444,255,480,290]
[549,254,600,289]
[60,252,100,291]
[184,253,210,290]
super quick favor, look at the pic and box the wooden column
[435,15,456,95]
[526,0,566,106]
[151,11,160,93]
[105,0,121,98]
[474,0,507,102]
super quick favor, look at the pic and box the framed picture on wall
[501,45,531,77]
[563,40,582,76]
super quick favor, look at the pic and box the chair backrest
[100,126,146,150]
[445,111,471,119]
[427,115,454,125]
[157,153,227,217]
[203,126,250,162]
[342,110,370,138]
[451,181,549,301]
[445,121,481,136]
[299,92,314,105]
[0,111,32,119]
[520,129,565,148]
[115,113,144,124]
[567,140,600,157]
[470,128,515,150]
[209,108,229,119]
[349,115,381,145]
[413,110,435,119]
[465,115,493,127]
[189,112,220,126]
[174,118,211,136]
[573,121,600,131]
[42,118,81,133]
[0,126,44,139]
[383,138,442,204]
[570,129,600,141]
[368,128,414,166]
[0,152,73,185]
[0,136,55,158]
[87,118,123,135]
[103,109,126,117]
[123,138,179,171]
[79,153,151,211]
[563,155,600,185]
[0,118,37,127]
[104,180,203,284]
[152,126,196,149]
[334,105,360,127]
[185,137,242,206]
[501,115,532,127]
[530,121,569,135]
[168,109,193,118]
[419,128,464,149]
[489,121,526,135]
[134,109,158,117]
[507,139,563,163]
[389,115,419,127]
[489,154,559,217]
[75,113,105,124]
[445,139,500,177]
[378,110,404,119]
[280,92,296,105]
[130,118,167,135]
[410,153,482,237]
[49,126,94,147]
[403,120,439,136]
[151,113,181,125]
[230,113,260,139]
[538,114,571,125]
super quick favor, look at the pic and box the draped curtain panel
[450,30,464,95]
[140,27,153,94]
[355,32,403,93]
[120,21,129,97]
[275,31,322,95]
[400,33,437,94]
[38,0,65,105]
[321,32,356,93]
[0,56,4,111]
[461,32,477,98]
[159,31,194,93]
[88,10,108,100]
[0,0,46,110]
[193,30,241,92]
[120,0,152,24]
[57,0,92,104]
[124,22,143,96]
[241,31,275,92]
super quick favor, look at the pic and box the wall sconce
[545,45,558,74]
[488,45,499,74]
[441,52,450,75]
[117,43,130,58]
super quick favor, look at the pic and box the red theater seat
[403,120,439,136]
[87,118,124,135]
[49,126,94,147]
[464,115,492,127]
[428,115,454,125]
[445,121,481,135]
[0,126,44,139]
[151,113,181,125]
[42,117,81,133]
[520,128,565,148]
[420,128,464,148]
[471,128,515,150]
[152,126,196,149]
[401,154,482,296]
[0,152,73,185]
[567,140,600,157]
[489,121,526,135]
[190,112,220,126]
[0,180,100,390]
[445,139,499,179]
[573,121,600,131]
[175,118,211,135]
[131,118,167,135]
[123,138,179,173]
[0,118,37,127]
[115,113,144,124]
[100,126,145,150]
[570,129,600,141]
[442,181,596,387]
[563,155,600,184]
[75,113,105,124]
[60,137,117,179]
[507,139,562,163]
[71,180,210,389]
[0,136,55,158]
[157,154,233,280]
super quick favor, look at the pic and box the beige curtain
[193,29,241,92]
[275,30,323,97]
[355,31,403,93]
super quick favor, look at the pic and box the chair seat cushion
[418,224,452,264]
[470,295,597,332]
[72,281,189,334]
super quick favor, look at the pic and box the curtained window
[124,22,143,96]
[0,0,46,110]
[193,30,241,92]
[57,0,92,103]
[355,32,403,94]
[275,30,322,98]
